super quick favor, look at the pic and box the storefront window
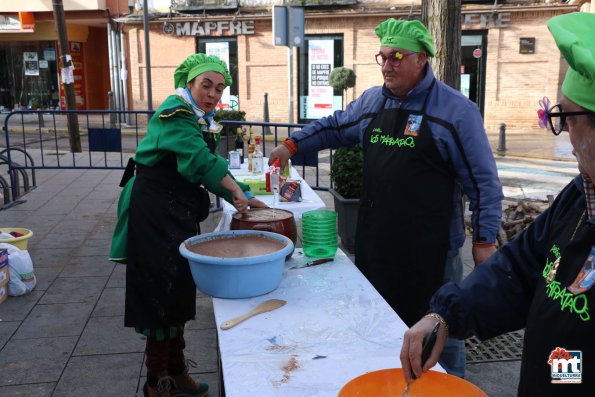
[297,35,343,123]
[0,41,59,112]
[197,37,239,110]
[461,31,487,117]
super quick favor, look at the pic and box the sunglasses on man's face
[547,104,594,135]
[375,51,416,67]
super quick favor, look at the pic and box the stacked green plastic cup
[301,210,338,258]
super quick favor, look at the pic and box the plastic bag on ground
[0,243,36,296]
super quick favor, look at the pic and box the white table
[212,248,444,396]
[214,158,326,232]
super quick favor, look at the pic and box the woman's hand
[220,175,249,213]
[248,197,268,209]
[400,315,448,383]
[231,188,249,213]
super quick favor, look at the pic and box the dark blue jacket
[431,175,595,396]
[289,64,503,248]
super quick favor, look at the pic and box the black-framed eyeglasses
[375,51,416,67]
[547,104,594,135]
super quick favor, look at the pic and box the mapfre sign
[175,21,255,36]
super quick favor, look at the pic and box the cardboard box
[235,176,273,196]
[0,263,9,286]
[0,284,7,304]
[0,248,8,286]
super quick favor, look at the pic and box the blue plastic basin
[179,230,294,299]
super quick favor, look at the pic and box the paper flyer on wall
[24,52,39,76]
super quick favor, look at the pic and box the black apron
[518,209,595,396]
[355,80,455,327]
[125,154,209,328]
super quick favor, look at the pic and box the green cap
[173,53,232,89]
[375,18,436,57]
[547,12,595,112]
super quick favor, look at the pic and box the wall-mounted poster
[205,42,232,110]
[24,52,39,76]
[307,39,334,119]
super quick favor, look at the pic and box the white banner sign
[205,42,232,110]
[307,39,334,119]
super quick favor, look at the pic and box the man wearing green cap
[110,53,266,397]
[401,12,595,395]
[269,18,502,378]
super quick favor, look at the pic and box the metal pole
[120,25,131,125]
[263,92,271,135]
[113,28,124,123]
[143,0,153,110]
[108,91,116,128]
[498,122,506,154]
[52,0,81,152]
[287,5,294,124]
[107,24,116,105]
[288,46,294,124]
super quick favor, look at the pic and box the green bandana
[173,53,232,89]
[375,18,436,57]
[548,12,595,112]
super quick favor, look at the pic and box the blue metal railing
[1,110,331,206]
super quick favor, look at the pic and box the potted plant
[329,67,356,110]
[214,109,246,157]
[330,144,363,253]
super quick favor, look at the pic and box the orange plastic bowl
[338,368,487,397]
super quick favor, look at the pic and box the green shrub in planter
[329,67,356,92]
[331,144,363,199]
[214,110,246,135]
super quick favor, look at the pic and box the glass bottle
[247,131,255,173]
[235,128,244,164]
[252,136,263,174]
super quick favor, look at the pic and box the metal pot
[231,208,297,258]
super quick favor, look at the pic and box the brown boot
[171,369,209,397]
[144,375,191,397]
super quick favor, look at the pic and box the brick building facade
[121,0,592,133]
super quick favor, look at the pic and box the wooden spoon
[220,299,287,330]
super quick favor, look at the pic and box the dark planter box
[329,188,360,253]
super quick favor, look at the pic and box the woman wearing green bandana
[109,53,266,397]
[402,12,595,396]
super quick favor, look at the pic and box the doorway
[460,31,487,117]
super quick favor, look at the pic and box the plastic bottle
[252,136,263,174]
[235,128,244,164]
[270,159,280,192]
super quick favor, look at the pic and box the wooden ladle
[220,299,287,330]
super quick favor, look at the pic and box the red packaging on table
[280,180,302,202]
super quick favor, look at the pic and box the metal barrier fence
[1,109,332,207]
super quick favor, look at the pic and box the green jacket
[109,95,249,263]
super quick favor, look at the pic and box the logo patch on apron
[568,246,595,295]
[404,114,423,136]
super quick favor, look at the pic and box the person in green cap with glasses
[401,11,595,395]
[109,53,266,397]
[268,18,502,378]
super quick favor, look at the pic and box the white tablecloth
[212,248,444,397]
[214,158,326,232]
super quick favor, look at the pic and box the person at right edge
[267,18,503,378]
[401,12,595,396]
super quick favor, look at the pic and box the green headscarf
[375,18,436,57]
[547,12,595,112]
[173,53,232,89]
